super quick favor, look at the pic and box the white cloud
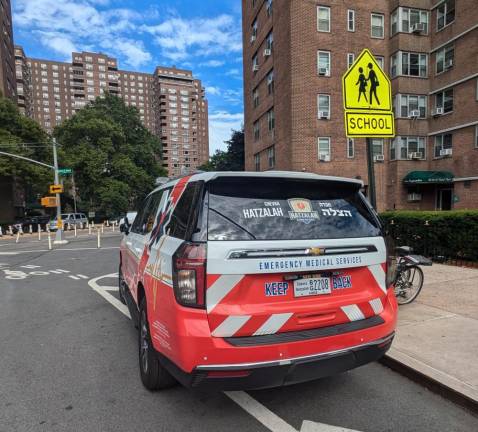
[200,60,225,67]
[206,86,221,96]
[209,111,244,154]
[142,14,242,61]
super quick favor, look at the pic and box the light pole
[52,138,67,244]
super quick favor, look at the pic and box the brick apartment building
[0,0,16,99]
[12,50,209,176]
[242,0,478,211]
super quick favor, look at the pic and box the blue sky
[12,0,244,154]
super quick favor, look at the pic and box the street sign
[49,184,63,194]
[58,168,72,175]
[88,211,95,218]
[342,49,395,137]
[41,196,58,207]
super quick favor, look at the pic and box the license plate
[294,277,332,297]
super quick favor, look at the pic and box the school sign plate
[342,49,395,137]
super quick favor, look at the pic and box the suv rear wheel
[138,297,176,390]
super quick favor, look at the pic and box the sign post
[342,49,395,209]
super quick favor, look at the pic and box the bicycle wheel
[394,265,424,305]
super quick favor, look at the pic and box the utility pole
[72,171,77,214]
[52,138,67,244]
[366,138,377,209]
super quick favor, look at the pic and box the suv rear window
[207,177,381,241]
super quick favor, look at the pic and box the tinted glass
[131,191,163,235]
[168,182,203,240]
[207,177,380,241]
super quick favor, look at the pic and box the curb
[381,353,478,415]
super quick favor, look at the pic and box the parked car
[49,213,88,230]
[10,214,51,233]
[119,211,137,232]
[119,171,397,391]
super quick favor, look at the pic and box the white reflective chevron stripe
[211,315,251,337]
[253,313,293,336]
[369,298,384,315]
[341,304,365,321]
[368,264,387,293]
[206,274,243,313]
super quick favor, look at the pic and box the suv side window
[132,191,164,235]
[168,182,203,240]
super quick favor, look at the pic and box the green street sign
[58,168,72,175]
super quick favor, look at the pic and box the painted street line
[21,264,42,269]
[69,275,80,280]
[1,266,90,282]
[89,274,362,432]
[0,246,120,254]
[77,274,89,279]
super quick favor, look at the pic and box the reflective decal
[287,198,320,224]
[265,282,289,296]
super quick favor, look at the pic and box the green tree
[54,94,166,218]
[199,128,244,171]
[0,96,52,207]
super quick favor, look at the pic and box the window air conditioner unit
[445,59,453,69]
[409,152,423,160]
[409,110,420,118]
[374,154,385,162]
[318,111,330,119]
[263,49,272,57]
[411,23,426,33]
[250,35,256,43]
[253,64,259,72]
[407,193,422,202]
[318,67,329,76]
[319,154,330,162]
[440,148,453,156]
[432,107,444,116]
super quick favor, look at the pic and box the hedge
[380,210,478,262]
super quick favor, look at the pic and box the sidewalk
[385,263,478,405]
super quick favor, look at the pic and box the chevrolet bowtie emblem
[307,247,325,256]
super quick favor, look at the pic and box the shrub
[380,210,478,262]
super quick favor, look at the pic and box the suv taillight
[173,242,206,308]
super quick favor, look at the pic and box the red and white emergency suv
[119,171,397,390]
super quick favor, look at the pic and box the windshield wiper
[209,207,257,240]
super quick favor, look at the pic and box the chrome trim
[227,245,376,260]
[196,333,394,371]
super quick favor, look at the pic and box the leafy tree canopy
[54,94,166,217]
[199,128,244,171]
[0,96,52,202]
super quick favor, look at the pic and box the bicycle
[393,246,432,305]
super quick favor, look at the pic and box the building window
[391,7,428,35]
[317,6,331,32]
[390,136,426,160]
[266,0,273,17]
[267,147,275,168]
[396,94,427,118]
[434,134,453,157]
[347,53,355,68]
[347,138,354,158]
[251,19,258,40]
[390,51,428,78]
[267,70,274,94]
[317,51,331,76]
[375,56,384,69]
[372,139,384,157]
[254,153,260,171]
[347,9,355,32]
[252,54,259,72]
[436,44,454,74]
[253,121,260,141]
[371,13,384,38]
[253,88,259,108]
[437,0,455,31]
[475,126,478,148]
[266,32,274,51]
[317,94,330,119]
[267,109,275,131]
[318,137,331,160]
[436,89,453,113]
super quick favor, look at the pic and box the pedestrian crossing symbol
[342,49,395,137]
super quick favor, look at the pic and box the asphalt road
[0,233,476,432]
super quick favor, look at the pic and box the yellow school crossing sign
[342,49,395,137]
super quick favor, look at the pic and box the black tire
[138,297,176,390]
[118,265,127,305]
[394,265,424,305]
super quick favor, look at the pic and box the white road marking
[89,273,362,432]
[55,269,70,273]
[21,264,42,269]
[0,252,18,255]
[77,274,89,279]
[29,271,50,276]
[88,273,130,318]
[102,285,119,291]
[49,270,63,274]
[0,246,120,254]
[69,275,80,280]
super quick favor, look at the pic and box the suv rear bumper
[160,333,394,391]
